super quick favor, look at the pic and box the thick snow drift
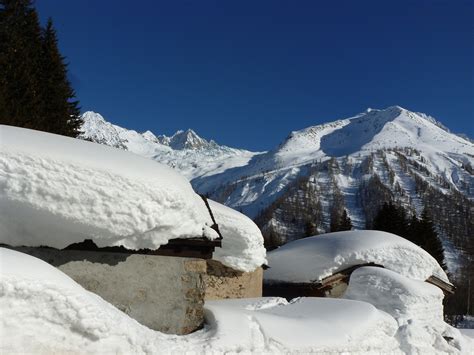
[344,267,444,325]
[209,200,266,272]
[204,297,399,353]
[264,230,448,283]
[344,267,473,354]
[0,248,401,354]
[0,125,265,272]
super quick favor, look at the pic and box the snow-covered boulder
[264,230,448,283]
[0,125,265,272]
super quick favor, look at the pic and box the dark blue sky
[36,0,473,150]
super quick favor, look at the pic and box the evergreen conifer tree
[330,208,352,232]
[372,201,408,237]
[339,209,352,231]
[0,1,81,136]
[40,18,81,136]
[415,209,446,270]
[0,0,43,128]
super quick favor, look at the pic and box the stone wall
[204,260,263,300]
[6,246,206,335]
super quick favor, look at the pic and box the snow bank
[204,297,399,353]
[0,248,398,354]
[344,267,444,325]
[344,267,474,354]
[209,200,266,272]
[0,247,200,353]
[3,248,472,354]
[0,126,264,272]
[264,230,448,283]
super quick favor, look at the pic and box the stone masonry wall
[204,260,263,300]
[6,246,207,335]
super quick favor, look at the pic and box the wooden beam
[426,276,456,295]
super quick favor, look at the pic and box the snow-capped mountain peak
[167,128,213,150]
[142,130,159,143]
[274,106,471,163]
[79,111,127,149]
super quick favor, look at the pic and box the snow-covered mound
[264,230,448,283]
[209,200,266,272]
[79,111,259,180]
[343,267,473,354]
[0,247,194,353]
[0,125,265,272]
[204,297,399,353]
[0,248,397,353]
[344,267,444,325]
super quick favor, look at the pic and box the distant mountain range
[79,106,474,279]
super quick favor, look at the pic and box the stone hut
[0,125,267,335]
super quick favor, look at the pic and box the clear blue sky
[36,0,473,150]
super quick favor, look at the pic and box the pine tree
[0,2,81,136]
[39,18,81,136]
[372,202,408,237]
[339,209,352,231]
[330,208,352,232]
[0,0,44,128]
[414,209,446,270]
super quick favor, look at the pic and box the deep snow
[0,125,265,272]
[0,248,402,354]
[264,230,449,283]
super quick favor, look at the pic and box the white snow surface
[344,267,444,325]
[1,248,402,354]
[2,248,472,354]
[264,230,449,283]
[343,267,474,354]
[209,200,266,272]
[0,125,264,272]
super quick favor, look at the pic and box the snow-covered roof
[264,230,448,283]
[0,125,265,272]
[209,200,266,272]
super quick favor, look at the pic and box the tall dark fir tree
[0,0,43,128]
[0,0,81,136]
[40,18,81,136]
[410,209,446,270]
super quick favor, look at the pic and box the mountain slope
[195,106,473,217]
[79,111,258,180]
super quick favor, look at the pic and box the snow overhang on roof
[0,125,266,272]
[264,230,449,284]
